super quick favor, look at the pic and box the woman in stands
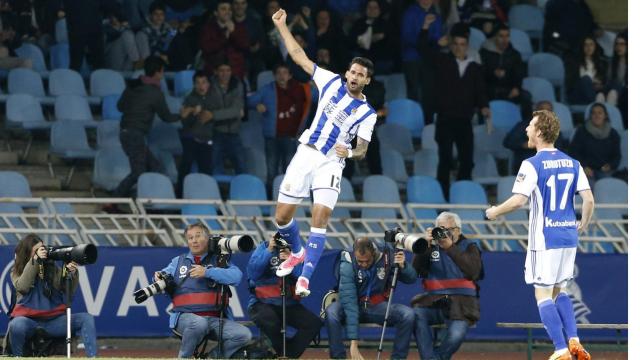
[569,103,621,184]
[6,234,97,357]
[566,35,608,105]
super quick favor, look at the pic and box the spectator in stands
[210,60,246,176]
[63,0,114,71]
[135,1,176,67]
[200,0,250,79]
[315,9,348,71]
[503,100,550,175]
[401,0,444,125]
[566,35,608,105]
[569,103,621,183]
[480,23,530,108]
[419,22,491,199]
[325,237,417,360]
[543,0,600,57]
[233,0,267,90]
[247,234,323,358]
[165,16,198,71]
[316,47,338,72]
[104,12,141,71]
[457,0,509,37]
[112,56,180,199]
[605,31,627,125]
[176,71,215,196]
[157,223,252,358]
[6,234,97,357]
[412,212,483,360]
[248,63,309,183]
[348,0,393,74]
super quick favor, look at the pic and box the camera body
[384,228,428,254]
[430,226,451,246]
[134,271,176,304]
[208,234,255,255]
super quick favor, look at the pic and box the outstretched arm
[486,194,528,220]
[272,9,314,75]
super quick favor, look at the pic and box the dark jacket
[181,90,216,142]
[118,78,180,134]
[412,234,482,324]
[480,40,525,100]
[569,124,621,171]
[565,55,609,94]
[209,77,245,134]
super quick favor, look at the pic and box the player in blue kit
[270,8,377,297]
[486,110,595,360]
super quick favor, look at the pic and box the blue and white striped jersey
[298,65,377,160]
[512,148,590,250]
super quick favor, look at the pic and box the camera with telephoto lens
[46,244,98,265]
[384,228,428,254]
[133,271,176,304]
[430,226,450,245]
[208,234,256,255]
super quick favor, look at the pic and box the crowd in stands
[0,0,627,200]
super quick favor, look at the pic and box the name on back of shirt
[542,159,574,169]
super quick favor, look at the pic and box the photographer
[157,223,252,358]
[246,235,322,358]
[6,234,97,357]
[325,237,417,360]
[412,212,483,360]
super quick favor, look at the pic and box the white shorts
[278,144,343,209]
[524,247,576,287]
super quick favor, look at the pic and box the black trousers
[67,23,104,71]
[435,116,474,199]
[248,302,323,358]
[176,136,213,196]
[114,129,162,197]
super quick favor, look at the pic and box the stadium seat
[49,69,100,105]
[50,121,96,160]
[413,149,438,178]
[49,43,70,69]
[407,175,446,220]
[102,94,123,121]
[239,118,265,152]
[496,176,529,220]
[596,30,616,58]
[92,148,130,191]
[15,43,48,75]
[469,27,486,51]
[362,175,401,219]
[137,172,179,210]
[97,121,121,149]
[149,147,178,184]
[522,77,556,103]
[6,94,50,131]
[472,153,500,185]
[334,177,355,218]
[473,124,511,161]
[148,119,182,155]
[44,202,96,246]
[0,171,33,198]
[174,70,195,97]
[55,18,68,43]
[583,102,624,133]
[386,99,424,138]
[244,147,268,184]
[528,53,565,99]
[380,73,407,102]
[593,177,627,251]
[8,68,53,104]
[257,70,275,89]
[509,28,533,61]
[90,69,126,97]
[0,203,29,244]
[380,147,408,184]
[551,102,574,140]
[421,124,437,150]
[508,5,544,47]
[182,173,223,229]
[619,130,627,170]
[229,174,267,219]
[54,95,99,127]
[376,123,415,160]
[489,100,521,130]
[449,180,488,234]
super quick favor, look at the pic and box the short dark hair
[217,0,232,8]
[192,70,209,83]
[149,0,165,14]
[144,55,165,77]
[496,22,510,33]
[348,57,374,78]
[272,63,290,74]
[354,237,376,255]
[450,22,470,40]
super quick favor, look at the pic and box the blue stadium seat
[362,175,401,219]
[0,203,28,244]
[239,119,265,153]
[413,149,438,178]
[244,147,268,184]
[50,121,96,160]
[469,27,486,51]
[376,123,415,160]
[15,43,48,75]
[92,148,130,191]
[102,94,123,121]
[380,147,408,184]
[593,177,627,252]
[8,68,52,104]
[380,73,407,102]
[497,176,528,221]
[386,99,424,138]
[174,70,195,97]
[49,69,100,105]
[510,28,533,61]
[407,175,446,220]
[472,153,500,185]
[490,100,521,130]
[229,174,267,219]
[182,173,223,230]
[508,5,544,47]
[90,69,126,97]
[149,147,178,184]
[97,121,121,149]
[49,43,70,69]
[148,119,182,155]
[473,124,510,161]
[522,77,556,103]
[528,53,565,99]
[583,102,624,133]
[421,124,437,150]
[334,177,355,218]
[257,70,274,89]
[449,180,488,234]
[137,172,179,211]
[54,95,98,127]
[0,171,33,198]
[6,94,50,130]
[551,102,574,140]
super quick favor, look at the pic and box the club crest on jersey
[516,173,526,182]
[351,108,357,114]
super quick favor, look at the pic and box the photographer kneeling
[6,234,97,357]
[247,234,323,358]
[412,212,483,360]
[157,223,252,358]
[326,237,417,360]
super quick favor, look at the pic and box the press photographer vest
[422,238,478,296]
[252,271,300,307]
[348,245,393,307]
[12,276,65,319]
[171,253,228,317]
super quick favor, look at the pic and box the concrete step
[0,150,19,165]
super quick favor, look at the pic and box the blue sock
[538,299,567,351]
[555,293,578,339]
[301,228,326,279]
[277,219,302,253]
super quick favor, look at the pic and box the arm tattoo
[352,137,369,160]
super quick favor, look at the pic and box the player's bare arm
[335,137,369,161]
[272,9,314,75]
[486,194,528,220]
[577,189,595,232]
